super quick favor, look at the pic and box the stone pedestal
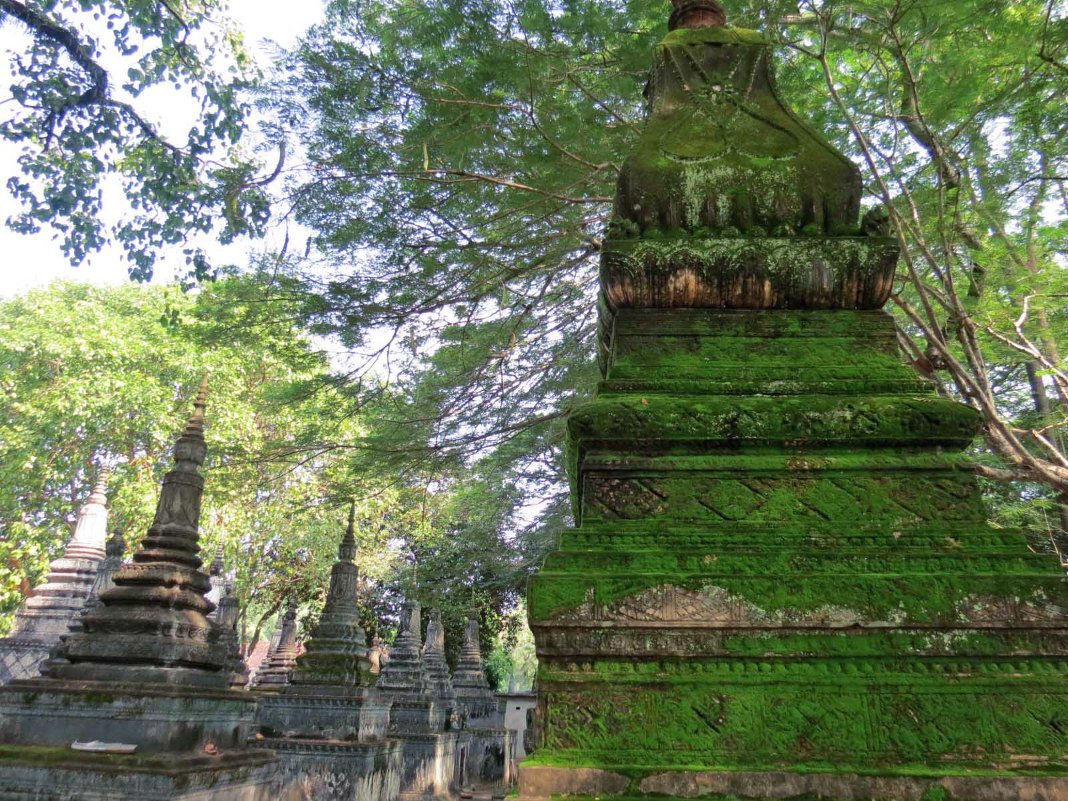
[0,749,277,801]
[0,382,276,800]
[396,731,462,801]
[519,5,1067,800]
[252,738,402,801]
[0,477,109,684]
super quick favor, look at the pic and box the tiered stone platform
[524,309,1067,799]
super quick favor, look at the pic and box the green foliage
[0,0,269,278]
[248,0,1068,531]
[485,600,536,691]
[0,279,353,636]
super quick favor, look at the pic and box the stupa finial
[88,469,109,505]
[339,500,357,562]
[669,0,727,30]
[173,374,209,473]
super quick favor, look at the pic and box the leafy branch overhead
[256,0,1068,527]
[0,0,280,278]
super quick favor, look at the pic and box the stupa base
[0,678,259,753]
[395,731,463,800]
[255,687,392,741]
[252,737,402,801]
[0,746,276,801]
[517,764,1068,801]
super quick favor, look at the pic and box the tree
[0,278,541,654]
[767,0,1067,556]
[0,0,274,279]
[252,0,1067,560]
[0,278,346,634]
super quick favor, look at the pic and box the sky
[0,0,326,299]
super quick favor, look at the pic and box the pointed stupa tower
[289,502,372,688]
[451,610,497,722]
[377,599,450,733]
[376,599,429,695]
[377,600,460,798]
[0,382,275,797]
[0,473,110,684]
[49,378,230,687]
[215,579,250,689]
[521,3,1067,800]
[39,530,127,678]
[255,503,392,742]
[253,598,300,688]
[420,608,456,713]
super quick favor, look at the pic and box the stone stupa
[452,610,514,786]
[0,380,276,800]
[451,610,498,722]
[257,502,390,739]
[252,597,300,688]
[520,3,1067,801]
[0,474,109,684]
[378,600,461,798]
[254,503,399,801]
[421,608,457,721]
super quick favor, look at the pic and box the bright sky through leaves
[0,0,325,297]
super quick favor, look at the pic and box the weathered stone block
[253,738,402,801]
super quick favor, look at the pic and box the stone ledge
[600,237,899,311]
[518,764,1068,801]
[0,744,276,775]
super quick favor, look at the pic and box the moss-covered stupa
[521,3,1067,799]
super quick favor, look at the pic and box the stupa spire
[0,474,111,683]
[61,469,109,562]
[451,609,497,721]
[254,598,300,688]
[50,379,230,687]
[340,500,357,562]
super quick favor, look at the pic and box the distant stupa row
[0,382,515,801]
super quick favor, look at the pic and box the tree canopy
[253,0,1068,555]
[0,0,278,279]
[0,279,535,652]
[2,0,1066,643]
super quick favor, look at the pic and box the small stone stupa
[451,610,498,722]
[378,600,462,798]
[254,504,400,801]
[0,380,276,800]
[39,530,127,678]
[206,546,227,620]
[520,3,1067,801]
[452,610,514,786]
[376,600,439,731]
[421,608,457,719]
[215,580,250,690]
[0,474,109,684]
[258,502,391,739]
[253,598,300,688]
